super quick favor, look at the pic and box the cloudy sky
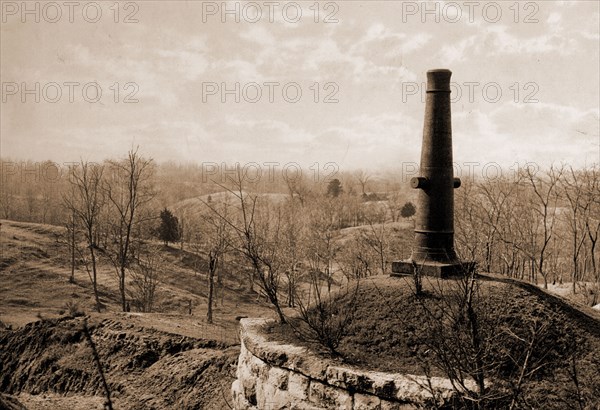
[1,0,599,174]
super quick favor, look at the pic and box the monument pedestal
[391,260,465,279]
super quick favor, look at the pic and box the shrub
[290,276,360,355]
[63,301,85,318]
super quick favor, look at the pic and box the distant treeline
[1,154,598,306]
[455,164,599,303]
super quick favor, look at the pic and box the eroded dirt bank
[0,316,239,409]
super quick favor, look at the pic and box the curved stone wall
[231,318,473,410]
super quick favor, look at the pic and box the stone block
[308,381,352,409]
[391,260,465,278]
[380,399,418,410]
[288,372,310,401]
[289,401,325,410]
[256,367,291,410]
[326,365,375,392]
[239,318,328,379]
[353,393,381,410]
[231,379,258,410]
[268,366,289,390]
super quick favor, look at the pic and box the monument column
[392,69,463,278]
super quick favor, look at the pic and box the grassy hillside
[0,219,274,329]
[0,218,275,409]
[270,275,600,409]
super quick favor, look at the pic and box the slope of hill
[0,219,273,328]
[0,219,275,409]
[170,191,288,216]
[270,275,600,408]
[3,218,600,408]
[0,316,238,409]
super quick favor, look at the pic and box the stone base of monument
[390,260,470,279]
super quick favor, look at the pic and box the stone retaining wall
[231,318,473,410]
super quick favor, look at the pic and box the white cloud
[239,25,276,46]
[486,25,576,55]
[230,22,422,84]
[579,30,600,41]
[438,34,478,64]
[223,116,313,145]
[438,23,580,62]
[156,49,208,81]
[2,1,597,170]
[312,112,422,167]
[554,1,578,7]
[352,23,431,57]
[453,103,600,168]
[547,12,562,25]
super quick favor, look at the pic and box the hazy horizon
[2,1,599,171]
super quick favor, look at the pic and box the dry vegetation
[0,316,239,409]
[1,154,599,408]
[269,275,600,409]
[0,219,271,409]
[0,219,274,328]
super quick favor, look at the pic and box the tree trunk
[542,270,548,289]
[120,265,127,311]
[90,246,101,313]
[274,302,286,324]
[287,273,295,308]
[539,253,547,289]
[70,215,76,283]
[207,270,215,324]
[180,217,184,251]
[217,259,224,306]
[590,239,598,283]
[207,254,216,324]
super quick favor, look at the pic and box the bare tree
[280,196,306,307]
[204,170,288,323]
[62,161,104,312]
[477,177,519,273]
[455,178,486,263]
[192,201,231,324]
[522,165,563,288]
[386,191,404,223]
[0,161,17,219]
[129,246,162,312]
[82,319,113,410]
[377,268,580,409]
[306,197,340,293]
[284,173,311,207]
[104,149,155,312]
[561,166,589,294]
[291,277,360,355]
[336,235,376,280]
[361,204,390,275]
[354,169,371,196]
[66,209,77,283]
[25,187,36,222]
[582,167,600,289]
[39,160,57,224]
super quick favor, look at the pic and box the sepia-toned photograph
[1,1,599,409]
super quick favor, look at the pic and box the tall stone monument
[392,69,463,278]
